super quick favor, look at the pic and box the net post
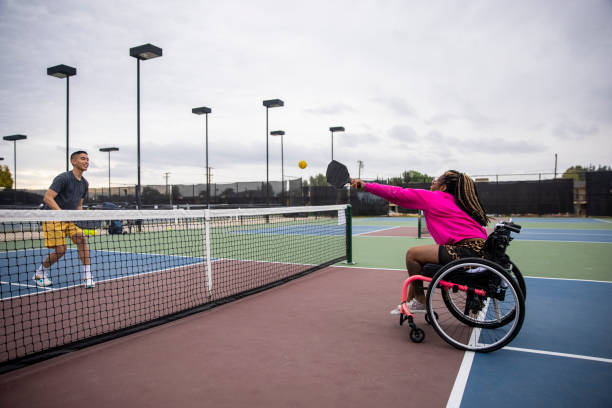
[344,204,355,264]
[204,209,213,297]
[417,210,422,239]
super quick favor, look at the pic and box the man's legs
[34,244,67,286]
[70,232,94,287]
[34,222,69,287]
[41,245,68,269]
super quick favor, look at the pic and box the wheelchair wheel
[426,258,525,352]
[507,261,526,300]
[440,262,517,329]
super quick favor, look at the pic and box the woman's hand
[351,178,365,190]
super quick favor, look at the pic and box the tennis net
[0,205,350,371]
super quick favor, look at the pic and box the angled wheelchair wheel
[440,263,517,329]
[507,260,526,300]
[426,258,525,352]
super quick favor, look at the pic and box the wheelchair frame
[397,221,526,352]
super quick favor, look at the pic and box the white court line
[503,346,612,363]
[353,226,402,236]
[3,246,203,261]
[446,351,475,408]
[513,239,612,244]
[446,346,612,408]
[520,230,612,235]
[331,265,612,284]
[1,256,319,301]
[0,260,207,301]
[595,218,612,224]
[525,276,612,284]
[0,280,49,290]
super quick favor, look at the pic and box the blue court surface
[0,248,204,299]
[512,229,612,243]
[234,224,389,236]
[512,217,611,224]
[457,277,612,407]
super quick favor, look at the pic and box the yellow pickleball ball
[298,160,307,169]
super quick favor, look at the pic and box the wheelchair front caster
[410,328,425,343]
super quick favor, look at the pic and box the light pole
[192,106,212,206]
[99,147,119,199]
[130,43,162,209]
[263,99,284,204]
[329,126,345,161]
[47,65,77,171]
[270,130,285,205]
[2,134,27,195]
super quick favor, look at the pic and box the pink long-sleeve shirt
[364,183,487,245]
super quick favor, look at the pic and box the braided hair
[440,170,490,227]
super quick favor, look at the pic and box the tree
[308,173,329,186]
[389,170,434,186]
[171,185,181,200]
[0,165,13,189]
[563,165,612,181]
[142,186,165,202]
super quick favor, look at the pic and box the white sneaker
[83,276,95,288]
[406,298,426,313]
[390,305,402,315]
[33,274,52,287]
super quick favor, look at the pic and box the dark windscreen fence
[586,171,612,216]
[476,179,574,215]
[86,180,307,207]
[0,205,349,372]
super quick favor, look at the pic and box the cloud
[374,96,417,117]
[1,0,611,189]
[388,125,418,143]
[425,130,546,154]
[304,103,355,115]
[552,120,599,140]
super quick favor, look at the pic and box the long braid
[442,171,491,227]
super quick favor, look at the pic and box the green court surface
[348,216,612,282]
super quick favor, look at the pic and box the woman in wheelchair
[350,170,491,313]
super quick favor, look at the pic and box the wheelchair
[397,221,526,352]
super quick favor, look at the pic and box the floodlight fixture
[192,107,212,115]
[263,99,284,108]
[129,44,163,60]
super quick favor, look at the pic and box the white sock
[82,264,92,279]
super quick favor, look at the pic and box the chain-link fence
[2,172,611,216]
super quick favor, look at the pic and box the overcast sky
[0,0,610,190]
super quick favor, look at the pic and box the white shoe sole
[33,277,52,287]
[390,305,426,315]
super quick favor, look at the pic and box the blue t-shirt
[46,171,89,210]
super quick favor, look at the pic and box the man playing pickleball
[33,151,94,288]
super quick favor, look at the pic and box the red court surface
[0,266,464,408]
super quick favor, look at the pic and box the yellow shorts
[42,221,83,248]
